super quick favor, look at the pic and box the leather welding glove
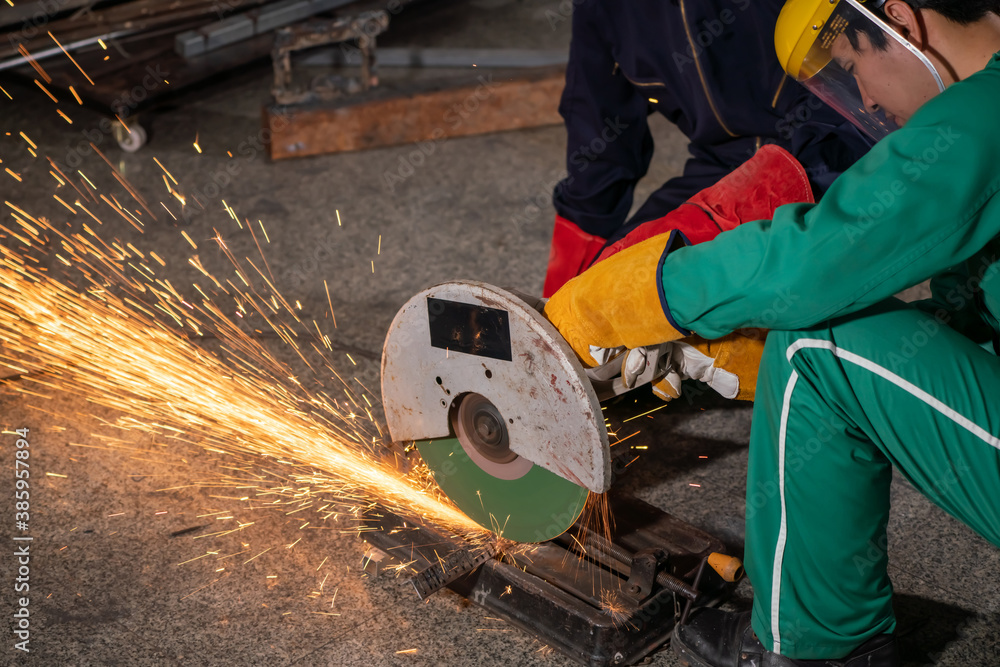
[594,144,814,263]
[542,215,607,298]
[653,330,767,403]
[544,145,812,299]
[545,146,808,371]
[544,231,687,367]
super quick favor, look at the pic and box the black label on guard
[427,297,512,362]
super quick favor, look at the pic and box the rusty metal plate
[381,281,610,494]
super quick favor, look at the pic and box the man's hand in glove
[544,145,807,377]
[543,231,688,366]
[653,330,767,403]
[595,145,814,261]
[542,145,813,298]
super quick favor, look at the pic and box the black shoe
[671,608,900,667]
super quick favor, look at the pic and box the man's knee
[760,328,805,370]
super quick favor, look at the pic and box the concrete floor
[1,1,998,665]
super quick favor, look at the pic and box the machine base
[360,490,737,667]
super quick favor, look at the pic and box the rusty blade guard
[381,281,611,494]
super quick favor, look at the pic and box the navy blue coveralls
[555,0,874,247]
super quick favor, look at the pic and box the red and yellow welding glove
[545,146,807,370]
[542,215,608,298]
[544,231,687,367]
[594,144,814,263]
[653,330,768,403]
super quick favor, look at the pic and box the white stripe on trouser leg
[770,370,798,655]
[786,339,1000,448]
[769,338,1000,655]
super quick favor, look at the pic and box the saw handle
[707,552,744,583]
[680,552,745,625]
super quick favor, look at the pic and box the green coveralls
[660,54,1000,659]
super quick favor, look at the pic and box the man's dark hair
[845,0,1000,52]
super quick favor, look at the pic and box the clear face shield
[796,0,945,140]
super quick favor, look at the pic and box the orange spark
[48,31,95,85]
[17,44,51,83]
[34,79,58,103]
[153,157,177,185]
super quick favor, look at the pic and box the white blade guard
[381,281,611,493]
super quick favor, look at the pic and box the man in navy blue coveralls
[542,0,874,296]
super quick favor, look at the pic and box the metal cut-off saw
[377,281,744,666]
[381,280,684,542]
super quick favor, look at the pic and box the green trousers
[745,299,1000,659]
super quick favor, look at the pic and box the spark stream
[0,203,481,541]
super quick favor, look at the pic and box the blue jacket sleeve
[552,0,655,239]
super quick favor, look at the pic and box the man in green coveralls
[544,1,1000,665]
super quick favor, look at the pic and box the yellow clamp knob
[708,553,745,583]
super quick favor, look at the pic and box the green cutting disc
[417,437,589,543]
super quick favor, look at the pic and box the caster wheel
[114,122,147,152]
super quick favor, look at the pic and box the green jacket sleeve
[660,58,1000,340]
